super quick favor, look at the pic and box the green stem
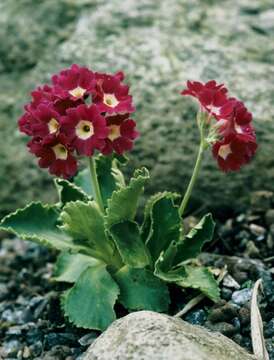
[88,157,104,213]
[179,113,206,217]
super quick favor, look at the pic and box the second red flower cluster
[19,64,139,178]
[181,80,257,172]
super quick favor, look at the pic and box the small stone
[0,283,9,301]
[205,321,238,336]
[221,287,232,301]
[232,288,252,306]
[265,209,274,226]
[208,304,238,323]
[184,309,206,325]
[244,241,260,258]
[265,318,274,337]
[1,340,22,357]
[45,333,78,349]
[22,346,31,359]
[78,332,98,346]
[249,224,266,237]
[238,307,250,326]
[250,191,273,212]
[266,234,274,249]
[6,325,23,336]
[269,224,274,236]
[222,274,241,289]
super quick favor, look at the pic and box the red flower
[52,64,95,101]
[93,71,135,115]
[28,134,77,178]
[101,114,139,155]
[18,112,36,136]
[61,104,109,156]
[30,104,61,138]
[181,80,228,117]
[212,133,257,172]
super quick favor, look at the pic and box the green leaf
[53,252,102,283]
[74,155,125,206]
[109,221,151,268]
[114,265,170,312]
[142,192,182,262]
[177,265,220,302]
[105,167,150,228]
[154,242,186,282]
[0,202,82,252]
[59,201,114,261]
[62,265,119,330]
[173,213,215,265]
[54,178,90,205]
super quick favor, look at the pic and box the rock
[265,209,274,226]
[1,1,274,214]
[205,321,238,337]
[78,333,98,346]
[0,339,23,358]
[250,191,273,213]
[184,309,206,325]
[208,303,238,323]
[249,224,266,237]
[223,274,241,289]
[84,311,255,360]
[232,289,252,306]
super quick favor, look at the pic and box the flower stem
[179,112,206,217]
[88,157,104,213]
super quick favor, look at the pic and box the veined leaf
[74,155,125,206]
[141,192,182,262]
[59,201,114,261]
[105,167,150,228]
[53,251,102,283]
[0,202,83,252]
[174,213,215,265]
[114,265,170,312]
[62,265,119,330]
[177,265,220,302]
[54,178,90,205]
[154,242,186,282]
[109,220,151,268]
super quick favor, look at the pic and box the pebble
[231,288,252,306]
[208,303,238,323]
[205,321,238,336]
[249,223,266,237]
[221,287,232,301]
[184,309,207,325]
[265,209,274,226]
[44,333,79,349]
[1,339,22,357]
[0,283,9,301]
[78,332,98,346]
[238,307,250,326]
[265,318,274,337]
[222,274,241,289]
[250,191,273,212]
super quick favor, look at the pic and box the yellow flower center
[108,125,121,141]
[103,93,119,108]
[76,120,94,140]
[69,86,86,98]
[52,144,68,160]
[218,144,232,160]
[48,118,59,134]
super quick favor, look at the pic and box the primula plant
[0,66,257,331]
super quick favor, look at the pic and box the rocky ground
[0,191,273,359]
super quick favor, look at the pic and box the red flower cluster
[181,81,257,172]
[19,64,138,178]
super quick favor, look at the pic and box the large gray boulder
[1,0,274,215]
[83,311,255,360]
